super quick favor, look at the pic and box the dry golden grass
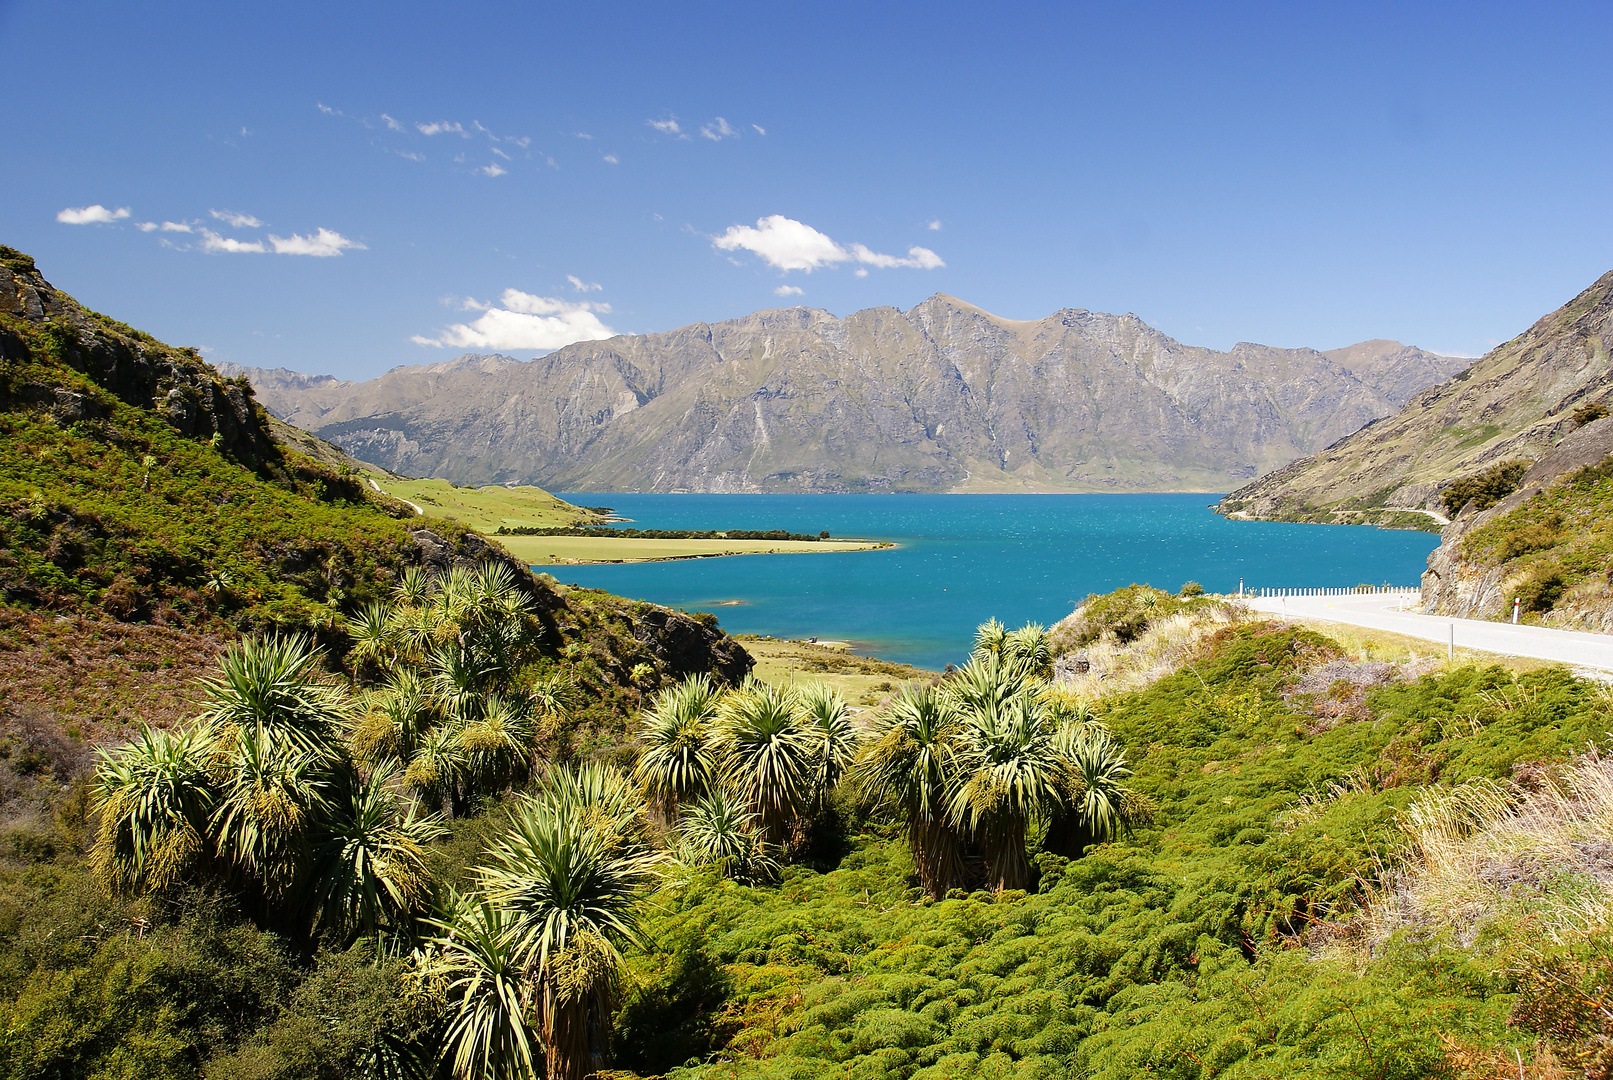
[1051,602,1253,700]
[1355,747,1613,948]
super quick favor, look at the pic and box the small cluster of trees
[857,618,1153,894]
[345,563,566,815]
[633,675,858,882]
[92,573,1153,1080]
[93,633,444,944]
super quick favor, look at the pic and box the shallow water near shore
[551,493,1441,671]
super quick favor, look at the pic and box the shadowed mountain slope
[231,296,1468,493]
[1218,269,1613,525]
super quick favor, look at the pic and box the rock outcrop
[1,247,280,468]
[232,298,1467,494]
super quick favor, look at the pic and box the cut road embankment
[1245,593,1613,672]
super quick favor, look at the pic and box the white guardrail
[1249,585,1421,598]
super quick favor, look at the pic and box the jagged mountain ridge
[231,295,1470,493]
[1217,269,1613,523]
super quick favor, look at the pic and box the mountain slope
[233,297,1468,494]
[1218,270,1613,524]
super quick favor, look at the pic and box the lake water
[550,494,1441,671]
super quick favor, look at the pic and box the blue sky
[4,0,1611,379]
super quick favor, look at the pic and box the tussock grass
[1358,748,1613,947]
[1051,601,1252,699]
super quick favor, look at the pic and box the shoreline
[501,534,894,566]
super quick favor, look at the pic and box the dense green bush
[1440,459,1528,516]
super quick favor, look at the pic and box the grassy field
[374,477,601,532]
[737,635,936,705]
[497,533,890,565]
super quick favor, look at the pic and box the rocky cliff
[230,296,1468,494]
[1217,269,1613,525]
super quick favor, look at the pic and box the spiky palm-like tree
[973,617,1008,657]
[947,693,1065,892]
[798,683,857,807]
[405,722,468,813]
[426,894,543,1080]
[91,725,216,893]
[209,725,327,903]
[351,669,435,769]
[675,787,779,885]
[714,681,815,846]
[347,602,397,677]
[393,565,434,608]
[457,695,539,795]
[310,764,446,943]
[853,683,966,899]
[477,780,664,1080]
[1045,728,1151,858]
[532,763,653,858]
[199,634,348,759]
[429,643,491,726]
[632,675,720,817]
[1003,622,1053,680]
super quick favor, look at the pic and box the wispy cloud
[137,220,194,233]
[196,226,364,257]
[752,124,767,136]
[567,275,602,293]
[603,153,619,164]
[700,116,739,141]
[417,120,468,137]
[57,204,130,225]
[574,132,593,140]
[713,215,946,274]
[268,228,365,256]
[199,229,266,254]
[774,285,803,296]
[380,113,404,132]
[478,163,507,177]
[648,116,686,138]
[413,289,616,351]
[210,209,263,229]
[927,218,942,231]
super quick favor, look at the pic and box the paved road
[1245,593,1613,672]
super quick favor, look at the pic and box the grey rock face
[239,295,1468,494]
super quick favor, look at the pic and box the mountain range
[224,295,1469,493]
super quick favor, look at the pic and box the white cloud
[714,215,848,271]
[774,285,803,296]
[508,136,531,149]
[602,153,619,164]
[210,209,263,229]
[143,220,192,233]
[854,268,868,278]
[267,228,365,256]
[479,163,507,177]
[927,218,942,231]
[317,103,339,115]
[713,215,946,274]
[381,113,404,131]
[575,132,593,140]
[753,123,767,136]
[648,116,684,136]
[491,147,511,159]
[700,116,739,141]
[199,229,266,254]
[413,288,616,351]
[136,222,157,232]
[57,204,130,225]
[417,120,468,137]
[396,150,426,162]
[567,275,602,292]
[849,242,945,269]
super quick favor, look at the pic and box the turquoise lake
[551,494,1441,671]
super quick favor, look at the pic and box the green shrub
[1440,460,1529,516]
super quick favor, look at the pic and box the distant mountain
[1218,270,1613,524]
[232,296,1470,493]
